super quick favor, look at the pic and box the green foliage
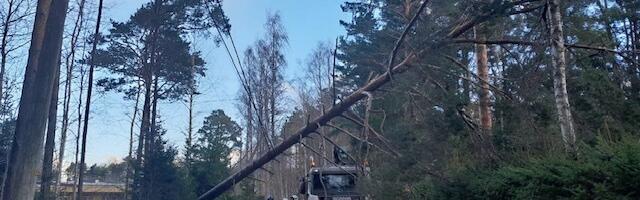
[93,0,230,100]
[423,138,640,199]
[0,119,15,183]
[334,0,640,199]
[185,109,242,197]
[139,131,182,200]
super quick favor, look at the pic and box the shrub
[423,138,640,199]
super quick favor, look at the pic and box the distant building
[37,182,126,200]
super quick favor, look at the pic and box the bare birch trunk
[548,0,577,157]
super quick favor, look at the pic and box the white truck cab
[298,166,367,200]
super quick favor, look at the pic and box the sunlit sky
[81,0,349,165]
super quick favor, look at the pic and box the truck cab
[298,165,366,200]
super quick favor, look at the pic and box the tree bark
[76,0,103,197]
[475,28,492,132]
[548,0,577,157]
[1,0,68,199]
[134,57,152,200]
[125,82,141,200]
[186,90,194,164]
[150,76,159,144]
[40,72,60,200]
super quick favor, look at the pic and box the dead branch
[448,1,544,38]
[450,38,633,54]
[440,55,512,99]
[343,111,395,146]
[299,142,358,178]
[313,131,359,165]
[388,0,430,73]
[325,123,397,157]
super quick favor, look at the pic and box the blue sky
[81,0,350,165]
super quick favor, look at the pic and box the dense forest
[1,0,640,199]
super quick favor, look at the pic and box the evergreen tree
[0,118,15,184]
[140,126,182,200]
[91,1,230,199]
[188,109,241,197]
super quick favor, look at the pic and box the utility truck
[297,147,368,200]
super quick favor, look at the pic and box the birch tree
[547,0,577,156]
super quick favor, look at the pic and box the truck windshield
[310,173,357,196]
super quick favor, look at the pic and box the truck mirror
[298,177,307,194]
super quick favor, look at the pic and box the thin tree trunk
[0,1,13,107]
[40,72,60,200]
[548,0,577,157]
[125,82,141,200]
[136,1,161,194]
[56,68,70,194]
[245,96,254,160]
[150,76,159,144]
[57,0,86,193]
[71,49,87,200]
[186,90,194,164]
[134,65,152,199]
[1,0,68,199]
[145,75,159,196]
[76,0,103,197]
[198,53,417,200]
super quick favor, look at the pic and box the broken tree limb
[300,141,357,178]
[325,123,397,157]
[450,38,632,54]
[388,0,430,74]
[448,0,544,38]
[313,131,359,165]
[340,111,401,156]
[197,53,416,200]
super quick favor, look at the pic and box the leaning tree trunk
[40,72,61,200]
[548,0,577,157]
[1,0,69,199]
